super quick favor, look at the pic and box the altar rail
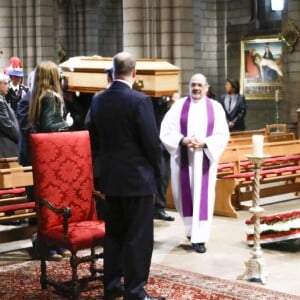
[215,139,300,218]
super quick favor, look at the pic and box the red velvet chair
[30,130,105,299]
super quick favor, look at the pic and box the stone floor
[0,196,300,297]
[153,196,300,297]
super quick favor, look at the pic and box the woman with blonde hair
[29,61,73,261]
[29,60,73,132]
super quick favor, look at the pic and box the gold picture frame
[279,17,300,53]
[240,35,283,100]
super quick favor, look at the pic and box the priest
[160,73,229,253]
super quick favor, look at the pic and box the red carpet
[0,260,299,299]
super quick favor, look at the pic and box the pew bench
[0,157,36,243]
[229,123,288,140]
[228,131,295,147]
[215,140,300,218]
[230,128,266,139]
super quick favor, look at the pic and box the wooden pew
[230,128,266,139]
[228,132,295,147]
[215,140,300,218]
[265,123,287,135]
[0,157,36,243]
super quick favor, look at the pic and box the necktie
[228,96,232,112]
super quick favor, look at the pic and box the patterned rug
[0,259,299,300]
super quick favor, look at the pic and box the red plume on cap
[5,56,24,77]
[9,56,23,67]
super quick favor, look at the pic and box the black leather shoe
[104,285,124,300]
[154,210,175,221]
[191,243,206,253]
[143,295,166,300]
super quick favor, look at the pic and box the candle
[252,135,264,157]
[275,89,279,102]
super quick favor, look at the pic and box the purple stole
[180,96,215,221]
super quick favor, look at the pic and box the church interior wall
[0,0,300,132]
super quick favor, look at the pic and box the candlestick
[275,89,279,102]
[252,135,264,157]
[274,93,280,124]
[237,154,270,284]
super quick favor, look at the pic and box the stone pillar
[171,0,194,96]
[122,0,194,95]
[193,0,218,91]
[281,0,300,129]
[122,0,145,57]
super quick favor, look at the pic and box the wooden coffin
[59,56,180,97]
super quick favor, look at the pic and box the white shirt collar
[115,79,132,89]
[10,82,19,90]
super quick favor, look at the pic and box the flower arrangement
[245,210,300,250]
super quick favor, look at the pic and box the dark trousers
[154,149,170,211]
[104,195,154,300]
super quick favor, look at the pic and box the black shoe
[28,218,37,226]
[154,210,175,221]
[191,243,206,253]
[1,220,27,226]
[143,295,166,300]
[104,285,124,300]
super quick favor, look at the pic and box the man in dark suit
[16,70,36,212]
[90,52,165,300]
[151,96,174,221]
[0,73,19,158]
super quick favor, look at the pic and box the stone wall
[1,0,300,133]
[55,0,123,60]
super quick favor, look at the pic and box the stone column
[193,0,218,91]
[122,0,145,57]
[281,0,300,132]
[122,0,194,95]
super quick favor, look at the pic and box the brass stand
[237,155,269,284]
[275,100,280,124]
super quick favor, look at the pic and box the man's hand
[181,136,205,149]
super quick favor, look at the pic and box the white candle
[252,135,264,157]
[275,89,279,102]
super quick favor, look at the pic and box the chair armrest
[40,198,72,238]
[93,190,105,200]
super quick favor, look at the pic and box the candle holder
[237,154,270,285]
[275,100,280,124]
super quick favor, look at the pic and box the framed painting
[240,35,283,100]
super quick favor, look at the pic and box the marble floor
[153,196,300,297]
[0,196,300,297]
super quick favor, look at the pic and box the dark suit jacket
[90,80,162,197]
[37,92,70,132]
[16,91,35,166]
[5,84,28,115]
[0,96,19,158]
[219,94,247,131]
